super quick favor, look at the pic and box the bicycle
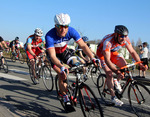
[89,64,102,86]
[55,62,104,117]
[11,49,25,64]
[28,53,54,91]
[97,61,150,117]
[0,49,8,73]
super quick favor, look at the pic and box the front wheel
[97,74,113,105]
[91,66,101,86]
[28,62,39,85]
[128,81,150,117]
[42,65,54,92]
[78,83,104,117]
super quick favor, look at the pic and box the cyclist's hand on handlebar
[60,66,69,80]
[139,63,147,71]
[92,58,101,67]
[116,70,124,80]
[33,55,37,60]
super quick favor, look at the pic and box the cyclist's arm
[0,43,4,50]
[27,44,36,56]
[126,44,142,64]
[103,50,119,74]
[1,41,8,49]
[47,47,63,69]
[77,39,94,60]
[90,48,97,57]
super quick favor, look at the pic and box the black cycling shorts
[46,48,77,68]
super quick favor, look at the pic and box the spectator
[138,45,143,77]
[139,42,149,78]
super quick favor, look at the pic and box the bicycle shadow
[0,78,67,117]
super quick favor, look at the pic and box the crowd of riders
[0,13,149,111]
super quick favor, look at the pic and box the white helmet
[34,28,43,36]
[54,13,71,26]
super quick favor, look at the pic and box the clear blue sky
[0,0,150,45]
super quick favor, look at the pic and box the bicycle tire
[128,81,150,117]
[1,57,8,73]
[28,62,39,85]
[78,83,104,117]
[19,53,24,64]
[91,66,101,86]
[42,65,54,92]
[97,74,113,105]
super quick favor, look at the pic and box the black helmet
[15,37,19,41]
[114,25,129,36]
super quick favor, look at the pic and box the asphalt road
[0,59,149,117]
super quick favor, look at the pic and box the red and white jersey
[97,33,131,58]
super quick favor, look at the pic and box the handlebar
[120,61,143,70]
[69,61,93,72]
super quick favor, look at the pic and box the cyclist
[25,28,45,82]
[11,37,23,59]
[96,25,146,106]
[75,36,98,62]
[0,36,9,64]
[45,13,99,112]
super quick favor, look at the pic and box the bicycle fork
[129,82,145,104]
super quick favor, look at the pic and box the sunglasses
[56,25,69,29]
[118,34,127,38]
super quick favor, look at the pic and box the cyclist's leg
[100,53,124,106]
[35,47,43,67]
[110,52,127,81]
[46,52,68,96]
[101,59,115,97]
[26,49,36,78]
[0,51,3,63]
[76,56,86,74]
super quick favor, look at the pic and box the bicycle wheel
[97,74,113,105]
[28,63,39,85]
[42,65,54,92]
[128,81,150,117]
[1,57,8,73]
[91,66,101,86]
[78,83,104,117]
[19,53,24,64]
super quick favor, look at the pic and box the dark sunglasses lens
[57,25,68,29]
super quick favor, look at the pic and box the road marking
[9,68,29,75]
[0,72,27,81]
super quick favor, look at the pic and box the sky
[0,0,150,45]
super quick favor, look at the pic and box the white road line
[6,68,76,81]
[9,68,29,75]
[0,72,27,81]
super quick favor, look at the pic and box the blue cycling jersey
[45,26,81,54]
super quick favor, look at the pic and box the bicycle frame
[68,62,93,104]
[101,61,143,99]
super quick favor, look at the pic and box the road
[0,59,149,117]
